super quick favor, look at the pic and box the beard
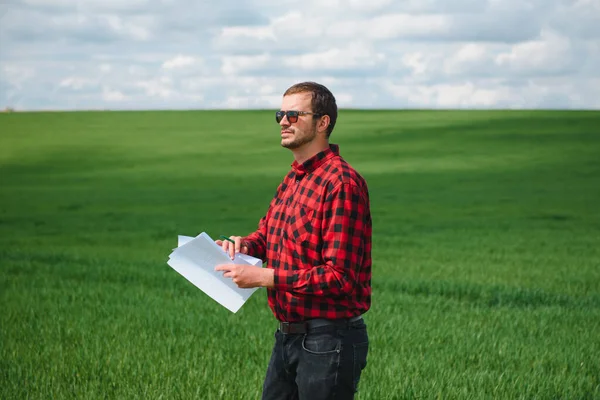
[281,123,318,149]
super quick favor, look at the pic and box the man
[215,82,372,399]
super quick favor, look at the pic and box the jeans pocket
[353,342,368,392]
[301,331,342,355]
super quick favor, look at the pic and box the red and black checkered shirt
[243,144,372,322]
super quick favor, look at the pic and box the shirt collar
[291,144,339,178]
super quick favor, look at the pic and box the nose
[279,114,290,127]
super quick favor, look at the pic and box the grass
[1,109,599,399]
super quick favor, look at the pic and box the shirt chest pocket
[283,205,315,245]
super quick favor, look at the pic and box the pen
[219,235,235,244]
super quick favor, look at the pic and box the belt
[278,315,363,335]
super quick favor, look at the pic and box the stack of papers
[167,232,263,313]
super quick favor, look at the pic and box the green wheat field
[1,110,599,399]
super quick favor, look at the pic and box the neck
[291,140,329,165]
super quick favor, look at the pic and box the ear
[317,114,330,134]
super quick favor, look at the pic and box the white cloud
[162,55,201,70]
[1,65,36,90]
[443,44,497,76]
[220,26,275,41]
[549,0,600,39]
[0,0,598,110]
[221,53,272,75]
[218,11,326,45]
[102,86,127,102]
[21,0,72,7]
[346,14,451,40]
[218,94,281,109]
[451,44,488,66]
[335,93,354,107]
[495,31,575,75]
[283,43,385,71]
[385,81,506,108]
[135,77,175,99]
[382,76,600,109]
[59,77,96,90]
[432,83,506,108]
[347,0,394,13]
[22,0,151,12]
[402,53,430,76]
[102,15,152,41]
[99,64,112,73]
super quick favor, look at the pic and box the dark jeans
[262,319,369,400]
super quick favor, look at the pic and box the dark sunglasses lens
[276,111,300,123]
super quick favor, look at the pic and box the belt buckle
[280,322,307,334]
[280,322,291,334]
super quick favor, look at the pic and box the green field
[1,110,599,399]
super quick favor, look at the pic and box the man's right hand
[215,236,249,260]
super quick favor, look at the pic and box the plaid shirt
[243,144,372,322]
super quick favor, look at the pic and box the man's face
[279,92,318,150]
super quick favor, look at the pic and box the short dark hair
[283,82,337,137]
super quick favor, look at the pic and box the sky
[1,0,599,110]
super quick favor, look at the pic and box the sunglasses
[275,110,322,124]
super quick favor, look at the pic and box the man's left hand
[215,264,274,289]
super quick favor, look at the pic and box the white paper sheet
[167,232,263,313]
